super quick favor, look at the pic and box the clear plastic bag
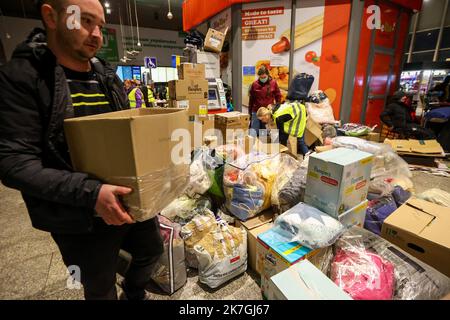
[417,188,450,207]
[151,215,187,295]
[223,153,280,221]
[185,148,214,197]
[331,236,396,300]
[306,100,335,124]
[271,154,301,211]
[273,202,346,249]
[337,227,450,300]
[160,194,212,224]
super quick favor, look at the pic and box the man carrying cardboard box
[0,0,163,300]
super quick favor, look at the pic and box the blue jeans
[297,135,309,156]
[250,112,268,137]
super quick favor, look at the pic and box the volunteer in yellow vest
[124,79,144,108]
[257,76,309,155]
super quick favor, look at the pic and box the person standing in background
[248,65,281,137]
[124,79,143,108]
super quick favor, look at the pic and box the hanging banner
[241,0,292,106]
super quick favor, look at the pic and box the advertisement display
[241,0,292,106]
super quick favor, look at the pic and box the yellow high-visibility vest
[273,101,307,138]
[128,88,138,108]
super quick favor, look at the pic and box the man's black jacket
[0,28,129,234]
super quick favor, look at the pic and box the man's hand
[95,184,134,225]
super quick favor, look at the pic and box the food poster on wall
[292,0,351,117]
[211,8,233,86]
[241,0,292,107]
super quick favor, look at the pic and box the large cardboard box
[234,135,288,155]
[204,27,227,53]
[177,63,206,80]
[304,148,374,218]
[64,108,190,221]
[215,112,250,143]
[188,115,216,150]
[381,198,450,277]
[384,139,445,157]
[256,228,329,298]
[235,211,274,274]
[267,260,352,300]
[338,200,368,228]
[304,117,323,147]
[168,79,208,100]
[187,51,220,79]
[168,98,209,117]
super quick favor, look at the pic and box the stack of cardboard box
[304,147,374,228]
[168,63,214,150]
[214,111,250,144]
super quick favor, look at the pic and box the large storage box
[235,211,274,274]
[168,79,208,100]
[267,260,352,300]
[215,112,250,143]
[381,198,450,277]
[338,200,368,228]
[188,115,216,150]
[185,50,220,79]
[64,108,190,222]
[304,148,373,218]
[168,98,209,117]
[304,117,323,147]
[256,228,329,298]
[177,63,206,80]
[204,27,227,53]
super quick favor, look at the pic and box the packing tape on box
[110,164,189,222]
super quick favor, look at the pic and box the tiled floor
[0,170,448,300]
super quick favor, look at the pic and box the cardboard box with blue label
[256,228,329,298]
[339,200,368,228]
[304,148,373,218]
[267,260,352,300]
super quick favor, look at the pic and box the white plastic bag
[417,188,450,207]
[185,148,213,197]
[306,100,335,124]
[273,202,346,249]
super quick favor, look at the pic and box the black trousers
[51,216,163,300]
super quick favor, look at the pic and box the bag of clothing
[223,153,279,221]
[151,215,187,295]
[273,202,346,249]
[160,194,212,226]
[181,210,218,269]
[364,196,398,236]
[338,227,450,300]
[417,188,450,207]
[194,220,247,289]
[331,246,395,300]
[339,123,376,137]
[271,154,301,213]
[185,148,214,197]
[306,92,335,124]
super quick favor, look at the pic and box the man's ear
[41,4,58,30]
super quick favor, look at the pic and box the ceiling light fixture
[104,1,110,8]
[167,0,173,20]
[133,0,141,47]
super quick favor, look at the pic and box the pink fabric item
[331,249,395,300]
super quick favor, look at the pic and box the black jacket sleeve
[275,114,293,146]
[0,67,101,209]
[380,104,394,127]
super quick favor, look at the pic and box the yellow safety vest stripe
[71,93,106,98]
[72,101,110,107]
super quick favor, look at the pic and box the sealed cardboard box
[177,63,206,80]
[215,112,250,143]
[304,117,323,147]
[168,79,208,100]
[188,115,216,150]
[267,260,352,300]
[256,228,328,298]
[235,211,274,274]
[338,200,368,228]
[381,198,450,277]
[304,148,373,218]
[64,108,190,222]
[168,99,209,117]
[384,139,445,157]
[204,27,228,53]
[184,50,220,79]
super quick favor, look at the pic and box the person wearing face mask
[380,91,435,140]
[248,65,281,137]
